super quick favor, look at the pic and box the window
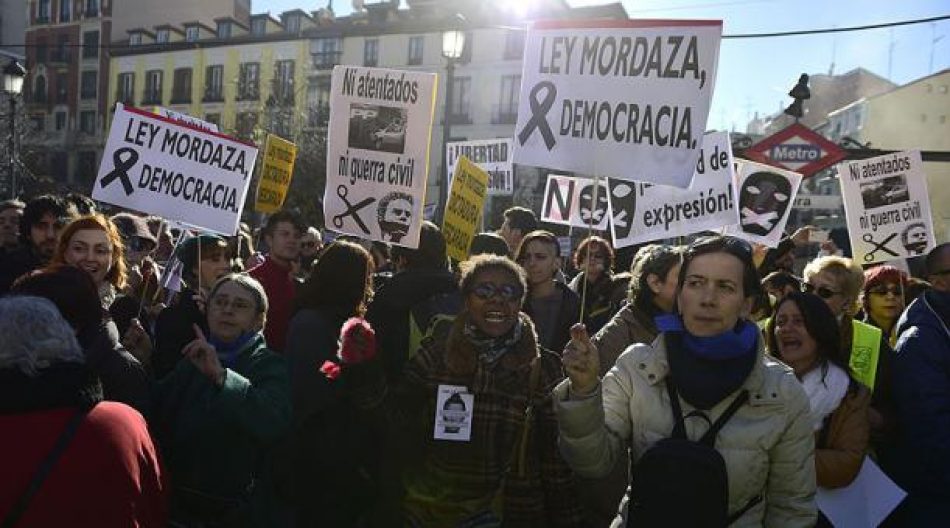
[59,0,71,22]
[235,111,258,139]
[156,29,169,44]
[186,26,199,42]
[217,22,231,39]
[55,72,67,103]
[83,31,99,59]
[205,114,221,127]
[37,0,51,23]
[504,30,525,60]
[284,15,300,34]
[117,72,135,104]
[307,78,331,127]
[55,111,67,131]
[364,39,379,67]
[171,68,192,103]
[35,38,48,62]
[85,0,98,17]
[81,70,98,99]
[448,77,471,123]
[204,65,224,102]
[79,111,96,134]
[129,33,143,46]
[459,32,473,63]
[238,62,259,100]
[311,38,341,69]
[408,36,424,65]
[32,74,47,102]
[144,70,162,104]
[273,60,295,104]
[251,18,267,36]
[494,74,521,124]
[53,35,69,62]
[31,115,46,132]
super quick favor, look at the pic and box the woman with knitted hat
[861,265,909,349]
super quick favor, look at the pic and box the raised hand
[182,324,225,386]
[562,323,600,396]
[122,318,153,364]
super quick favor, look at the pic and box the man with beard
[0,195,77,294]
[377,192,413,244]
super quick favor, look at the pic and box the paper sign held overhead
[513,19,722,188]
[324,66,437,249]
[446,139,514,196]
[541,174,610,231]
[93,103,258,236]
[837,150,935,264]
[725,160,803,247]
[255,134,298,214]
[443,156,489,262]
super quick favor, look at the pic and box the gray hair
[209,273,269,314]
[0,296,84,376]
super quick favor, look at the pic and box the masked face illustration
[578,182,609,225]
[609,181,636,240]
[739,171,792,236]
[378,193,413,243]
[902,223,928,255]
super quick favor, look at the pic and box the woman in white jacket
[555,235,816,527]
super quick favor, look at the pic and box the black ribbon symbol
[100,147,139,196]
[517,81,557,150]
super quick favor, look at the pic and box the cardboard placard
[255,134,298,214]
[443,156,489,262]
[446,138,514,196]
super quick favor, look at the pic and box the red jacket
[249,255,296,353]
[0,402,167,527]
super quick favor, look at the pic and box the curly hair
[377,191,414,223]
[458,254,527,303]
[49,214,128,290]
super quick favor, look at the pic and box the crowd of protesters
[0,193,948,528]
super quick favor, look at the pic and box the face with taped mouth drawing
[739,171,792,236]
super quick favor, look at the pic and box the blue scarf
[655,314,758,360]
[208,331,260,369]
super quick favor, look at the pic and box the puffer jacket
[816,383,870,489]
[592,303,659,376]
[554,333,816,527]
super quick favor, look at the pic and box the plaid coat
[379,312,584,527]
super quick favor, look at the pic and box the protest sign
[153,107,219,133]
[446,138,514,195]
[541,174,609,230]
[725,160,803,247]
[442,156,489,262]
[608,131,737,248]
[513,19,722,188]
[324,66,437,249]
[254,134,298,214]
[93,103,257,235]
[838,150,935,264]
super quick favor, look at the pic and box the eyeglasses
[868,285,902,297]
[803,282,840,299]
[210,295,256,313]
[470,282,524,302]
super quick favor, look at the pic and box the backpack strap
[2,408,88,528]
[699,389,750,446]
[664,376,688,440]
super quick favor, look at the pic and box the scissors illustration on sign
[333,184,375,234]
[863,233,899,262]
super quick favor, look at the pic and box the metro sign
[745,123,846,178]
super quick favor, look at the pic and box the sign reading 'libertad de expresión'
[514,19,722,189]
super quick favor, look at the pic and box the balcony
[115,92,135,106]
[142,90,162,105]
[49,50,72,65]
[202,90,224,103]
[236,85,260,101]
[491,104,519,125]
[170,91,192,105]
[312,51,342,70]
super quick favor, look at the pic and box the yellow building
[108,14,311,145]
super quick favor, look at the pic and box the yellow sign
[442,156,488,262]
[255,134,297,213]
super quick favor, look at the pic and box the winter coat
[592,303,660,376]
[523,281,581,353]
[554,333,816,527]
[568,272,630,336]
[359,313,584,526]
[0,245,43,295]
[153,333,292,527]
[0,365,167,527]
[153,287,208,378]
[248,256,296,353]
[816,384,871,489]
[78,319,152,417]
[892,290,950,506]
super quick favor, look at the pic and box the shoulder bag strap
[700,389,750,446]
[664,376,688,439]
[2,408,88,528]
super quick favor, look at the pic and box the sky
[258,0,950,132]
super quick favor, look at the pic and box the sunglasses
[470,282,524,302]
[802,282,840,299]
[868,286,902,297]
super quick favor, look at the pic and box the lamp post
[2,61,26,199]
[438,28,466,225]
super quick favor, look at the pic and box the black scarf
[665,329,757,411]
[0,364,103,414]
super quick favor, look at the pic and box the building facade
[1,1,27,56]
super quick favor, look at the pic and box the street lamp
[2,61,27,199]
[438,27,466,224]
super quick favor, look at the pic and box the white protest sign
[541,174,610,230]
[93,103,257,235]
[838,151,935,264]
[816,458,906,528]
[324,66,437,249]
[447,138,514,195]
[513,19,722,188]
[608,131,737,248]
[725,160,803,247]
[154,106,219,133]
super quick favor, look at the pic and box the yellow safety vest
[849,320,882,392]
